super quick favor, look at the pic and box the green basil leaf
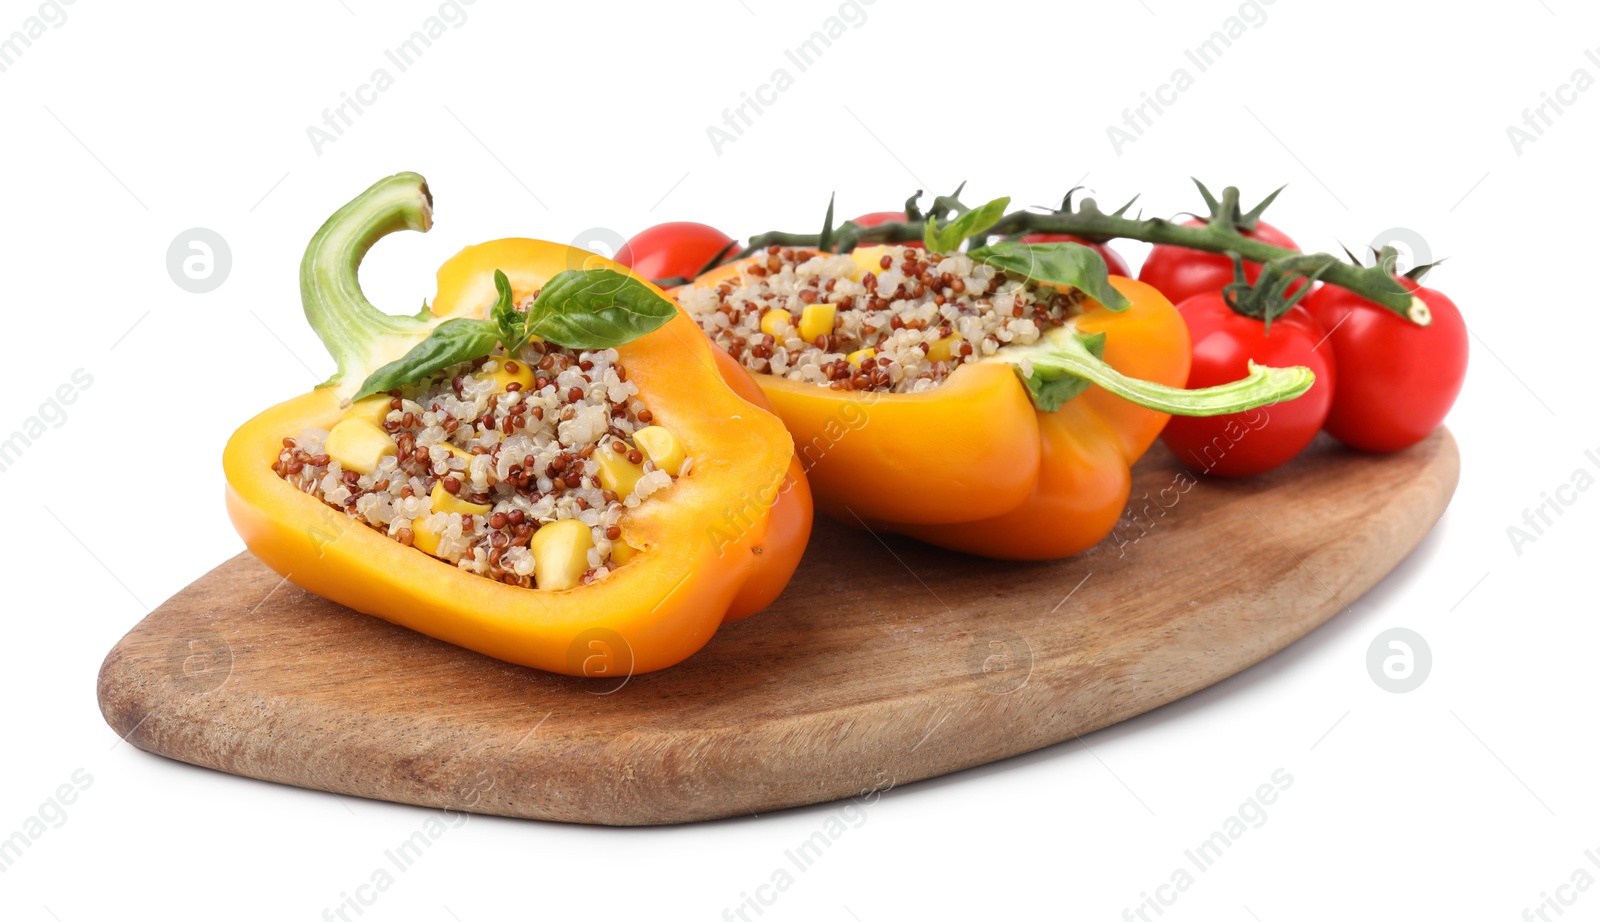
[1017,332,1106,412]
[524,268,677,350]
[354,318,500,400]
[489,269,525,349]
[968,240,1131,312]
[923,196,1010,252]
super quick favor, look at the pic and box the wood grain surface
[97,429,1459,825]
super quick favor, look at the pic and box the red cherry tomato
[1139,220,1301,306]
[616,222,736,282]
[1020,233,1131,276]
[1160,294,1337,477]
[849,211,923,248]
[1303,279,1467,452]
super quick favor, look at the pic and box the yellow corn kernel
[529,519,593,591]
[927,334,963,363]
[596,447,645,497]
[633,426,685,476]
[799,303,837,342]
[849,245,895,279]
[609,537,637,564]
[846,348,877,368]
[430,480,491,516]
[344,394,393,427]
[760,308,793,338]
[410,516,444,557]
[476,356,536,393]
[325,418,397,475]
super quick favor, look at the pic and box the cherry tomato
[1138,220,1301,306]
[849,211,923,248]
[616,222,736,282]
[1021,233,1131,276]
[1303,278,1467,452]
[1160,294,1337,477]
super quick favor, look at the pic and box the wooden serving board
[97,430,1458,825]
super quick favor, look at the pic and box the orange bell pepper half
[224,174,810,675]
[680,255,1313,560]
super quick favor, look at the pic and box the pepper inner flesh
[273,339,688,590]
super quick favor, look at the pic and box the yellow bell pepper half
[226,174,811,675]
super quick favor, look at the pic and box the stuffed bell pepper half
[675,221,1313,560]
[225,173,811,676]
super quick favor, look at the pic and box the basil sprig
[523,268,678,350]
[923,196,1009,252]
[488,268,528,350]
[354,268,675,399]
[354,319,502,399]
[968,240,1130,312]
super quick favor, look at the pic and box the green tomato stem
[989,204,1429,326]
[734,190,1431,326]
[300,172,441,394]
[996,326,1315,417]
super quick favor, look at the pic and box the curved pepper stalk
[300,171,443,397]
[994,322,1315,416]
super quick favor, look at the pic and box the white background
[2,0,1595,919]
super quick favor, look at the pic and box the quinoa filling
[274,342,688,589]
[678,245,1086,393]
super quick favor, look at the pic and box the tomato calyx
[1303,279,1467,453]
[1161,293,1338,477]
[1193,178,1283,235]
[1042,186,1141,247]
[1334,244,1438,326]
[1221,252,1337,333]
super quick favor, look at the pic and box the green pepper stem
[998,328,1315,417]
[300,172,440,394]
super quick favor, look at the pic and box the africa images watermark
[321,779,488,922]
[968,628,1033,694]
[1106,0,1279,155]
[0,368,94,476]
[706,0,879,156]
[707,387,878,555]
[1122,768,1294,921]
[1505,446,1600,556]
[1111,402,1283,558]
[320,808,472,920]
[0,0,77,76]
[1109,469,1199,558]
[1505,45,1600,156]
[721,774,894,921]
[0,768,94,875]
[305,0,479,156]
[1523,848,1600,922]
